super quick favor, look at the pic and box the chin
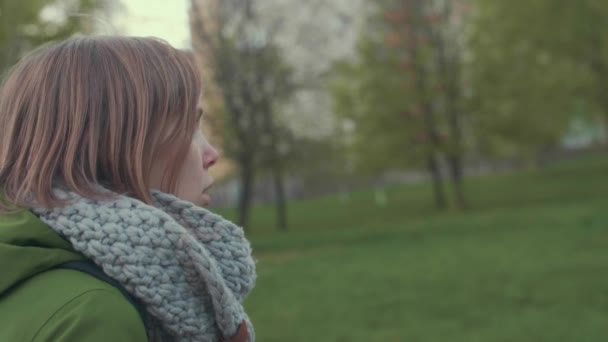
[199,193,212,207]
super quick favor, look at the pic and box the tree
[253,44,294,231]
[467,0,608,158]
[428,0,471,209]
[190,0,295,230]
[0,0,114,72]
[331,0,471,210]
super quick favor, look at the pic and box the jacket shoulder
[0,269,147,342]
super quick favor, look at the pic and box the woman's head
[0,36,218,210]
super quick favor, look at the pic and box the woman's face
[150,129,219,207]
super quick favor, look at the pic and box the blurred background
[1,0,607,340]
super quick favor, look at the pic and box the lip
[202,182,214,194]
[201,183,214,206]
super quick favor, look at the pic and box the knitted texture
[31,189,256,342]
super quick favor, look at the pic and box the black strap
[55,260,149,336]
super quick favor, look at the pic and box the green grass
[220,156,608,341]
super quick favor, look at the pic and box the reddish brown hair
[0,36,202,211]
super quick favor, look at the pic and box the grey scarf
[31,189,256,342]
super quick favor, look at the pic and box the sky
[110,0,364,139]
[114,0,191,49]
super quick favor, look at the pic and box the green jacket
[0,209,147,341]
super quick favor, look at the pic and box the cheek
[149,151,173,191]
[176,145,208,204]
[181,145,204,181]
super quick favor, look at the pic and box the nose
[203,143,219,170]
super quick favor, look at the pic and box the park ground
[219,156,608,341]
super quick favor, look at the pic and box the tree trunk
[259,88,289,230]
[271,158,288,231]
[603,115,608,147]
[588,34,608,148]
[428,0,468,210]
[266,128,288,231]
[446,154,467,210]
[427,153,447,210]
[406,0,448,210]
[443,61,468,209]
[238,154,254,229]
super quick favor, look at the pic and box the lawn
[219,156,608,341]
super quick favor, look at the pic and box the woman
[0,36,256,342]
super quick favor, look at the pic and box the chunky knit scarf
[31,188,256,342]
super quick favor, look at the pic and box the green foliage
[333,0,608,165]
[216,156,608,341]
[0,0,111,72]
[330,0,468,175]
[467,0,608,157]
[330,10,430,174]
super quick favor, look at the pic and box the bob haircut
[0,36,202,211]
